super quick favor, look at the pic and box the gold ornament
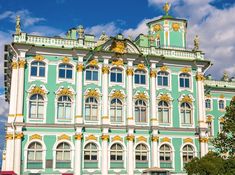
[110,40,127,54]
[30,86,46,96]
[205,94,211,98]
[181,67,191,73]
[86,134,97,141]
[163,2,171,15]
[101,134,109,141]
[207,116,213,122]
[112,135,122,142]
[75,115,82,118]
[15,133,24,139]
[86,89,100,98]
[135,92,148,101]
[219,117,225,123]
[150,70,156,78]
[199,137,209,143]
[111,90,125,99]
[137,136,147,142]
[102,66,110,74]
[126,68,134,76]
[89,59,98,66]
[153,24,161,32]
[11,61,18,69]
[160,94,171,102]
[183,138,193,143]
[126,134,135,141]
[181,95,192,103]
[160,66,168,71]
[112,59,124,66]
[58,134,70,141]
[76,64,84,72]
[196,73,205,81]
[219,94,225,99]
[62,56,70,63]
[172,23,180,31]
[137,63,145,70]
[152,136,159,142]
[58,88,73,97]
[18,59,26,68]
[161,137,171,143]
[34,55,44,61]
[6,133,13,140]
[74,133,83,140]
[30,134,42,141]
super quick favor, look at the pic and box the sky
[0,0,234,161]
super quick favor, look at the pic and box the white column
[1,151,6,171]
[151,130,159,167]
[74,132,82,175]
[101,129,109,175]
[101,60,109,125]
[75,62,83,124]
[14,133,23,175]
[127,129,134,175]
[5,133,14,171]
[150,63,157,126]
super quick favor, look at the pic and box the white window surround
[205,98,213,111]
[84,64,102,86]
[28,59,48,83]
[134,99,149,125]
[218,98,226,111]
[108,97,126,125]
[83,97,101,125]
[56,61,76,84]
[158,141,175,170]
[178,71,194,93]
[157,100,173,127]
[108,142,126,169]
[156,69,172,91]
[133,68,149,89]
[134,142,150,169]
[180,143,197,171]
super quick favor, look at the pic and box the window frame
[218,99,225,110]
[159,144,172,162]
[30,61,46,78]
[110,67,123,83]
[110,98,123,123]
[110,143,124,162]
[84,142,98,162]
[157,71,169,87]
[205,99,212,110]
[29,94,45,119]
[134,69,146,85]
[135,144,148,162]
[135,99,147,123]
[182,144,195,164]
[27,142,43,162]
[179,73,191,89]
[158,101,170,124]
[85,65,99,81]
[180,102,193,125]
[57,95,72,120]
[85,97,99,122]
[55,142,71,162]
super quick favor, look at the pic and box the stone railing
[205,80,235,88]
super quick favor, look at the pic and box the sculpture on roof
[163,2,171,16]
[77,25,84,38]
[97,31,109,46]
[193,35,200,51]
[222,71,229,82]
[15,15,21,35]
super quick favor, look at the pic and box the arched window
[31,61,45,77]
[157,71,169,86]
[179,73,190,88]
[182,145,194,164]
[207,120,213,136]
[156,38,160,47]
[59,63,73,79]
[160,144,172,165]
[57,96,72,119]
[110,98,122,122]
[110,143,123,161]
[205,99,211,109]
[110,68,122,83]
[180,102,192,124]
[219,100,225,110]
[84,143,98,161]
[135,144,148,161]
[158,101,170,124]
[134,70,146,85]
[135,100,147,123]
[27,142,43,162]
[56,142,71,168]
[85,97,98,121]
[85,66,98,81]
[29,94,44,119]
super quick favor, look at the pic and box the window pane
[117,73,122,82]
[141,75,146,84]
[65,104,71,119]
[66,70,72,79]
[31,67,37,76]
[180,78,184,87]
[185,79,189,87]
[28,151,34,160]
[93,71,98,81]
[86,71,91,80]
[111,73,116,82]
[56,151,63,160]
[39,67,45,77]
[158,77,163,86]
[57,104,64,119]
[135,75,139,84]
[163,77,168,86]
[59,69,65,78]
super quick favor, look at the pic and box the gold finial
[15,15,21,34]
[163,2,171,15]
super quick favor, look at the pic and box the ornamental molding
[110,40,127,54]
[219,94,225,99]
[112,135,122,142]
[157,93,172,102]
[152,135,159,142]
[110,90,125,100]
[112,59,124,67]
[86,134,97,141]
[126,134,135,141]
[62,56,70,63]
[76,64,84,72]
[74,133,83,140]
[137,63,145,70]
[205,94,211,98]
[134,92,148,101]
[196,73,206,81]
[206,115,213,122]
[150,70,156,78]
[56,87,75,97]
[199,137,209,143]
[172,23,180,31]
[29,134,42,141]
[137,136,147,142]
[183,138,193,143]
[34,55,45,61]
[101,134,109,141]
[85,89,100,98]
[6,133,13,140]
[28,85,48,96]
[89,59,98,66]
[102,66,110,74]
[12,61,18,69]
[161,137,171,143]
[180,67,191,73]
[126,68,134,76]
[219,117,225,123]
[152,24,161,32]
[18,59,26,68]
[159,65,168,72]
[58,134,70,141]
[178,94,195,103]
[15,133,24,139]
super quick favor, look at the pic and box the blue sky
[0,0,235,163]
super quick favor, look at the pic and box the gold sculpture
[15,15,21,34]
[163,2,171,15]
[112,59,124,66]
[110,40,127,54]
[34,55,45,61]
[172,23,180,31]
[111,90,125,99]
[86,89,100,98]
[58,88,73,97]
[58,134,70,141]
[30,86,46,96]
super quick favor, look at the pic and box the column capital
[18,59,26,68]
[150,70,157,78]
[74,133,83,140]
[15,133,24,139]
[5,133,13,140]
[102,66,110,74]
[126,68,134,76]
[101,134,109,141]
[76,64,84,72]
[11,61,18,69]
[196,72,206,81]
[126,134,135,141]
[152,135,159,142]
[199,137,209,143]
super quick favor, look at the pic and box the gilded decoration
[34,55,44,61]
[30,134,42,141]
[112,59,124,67]
[112,135,122,142]
[111,90,125,99]
[76,64,84,72]
[126,68,134,76]
[102,116,109,119]
[110,40,127,54]
[58,88,73,97]
[196,73,205,81]
[62,56,70,63]
[101,134,109,141]
[75,115,82,118]
[74,133,83,140]
[89,59,98,66]
[199,137,209,143]
[183,138,193,143]
[126,135,135,141]
[219,94,225,99]
[152,136,159,142]
[6,133,13,140]
[161,137,171,143]
[207,116,213,122]
[153,24,161,32]
[135,92,148,101]
[137,136,147,142]
[150,70,156,78]
[15,133,24,139]
[219,117,225,123]
[137,63,145,70]
[181,67,191,73]
[181,95,192,103]
[86,89,99,98]
[86,134,97,141]
[159,94,171,102]
[11,61,18,69]
[18,59,26,68]
[205,94,211,98]
[58,134,70,141]
[30,86,46,96]
[163,2,171,15]
[172,23,180,31]
[102,66,110,74]
[160,65,168,72]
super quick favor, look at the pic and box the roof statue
[15,15,21,35]
[193,35,199,51]
[222,71,229,82]
[163,2,171,16]
[97,31,109,46]
[77,25,84,38]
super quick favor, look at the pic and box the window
[205,99,211,109]
[110,68,122,83]
[85,66,98,81]
[207,121,213,136]
[56,142,71,161]
[156,38,160,47]
[180,102,192,124]
[135,144,148,161]
[135,100,147,123]
[29,94,44,119]
[219,100,225,110]
[157,71,169,86]
[158,101,170,124]
[59,63,73,79]
[85,97,98,121]
[179,73,190,88]
[110,98,122,122]
[110,143,123,161]
[160,144,172,162]
[27,142,43,162]
[31,61,45,77]
[219,122,224,133]
[182,145,194,163]
[84,143,98,161]
[134,70,146,85]
[57,96,72,120]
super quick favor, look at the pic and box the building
[2,3,235,175]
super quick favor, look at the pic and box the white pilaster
[127,129,134,175]
[5,133,14,171]
[151,130,159,167]
[74,130,82,175]
[14,132,23,175]
[102,59,109,125]
[150,63,157,126]
[101,128,109,175]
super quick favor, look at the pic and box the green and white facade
[2,8,235,175]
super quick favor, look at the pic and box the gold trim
[30,134,42,141]
[159,94,171,102]
[112,59,123,66]
[34,55,44,61]
[135,92,148,101]
[74,133,83,140]
[101,134,109,141]
[110,40,126,54]
[6,133,13,140]
[15,133,24,139]
[206,116,213,122]
[86,89,100,98]
[126,135,135,141]
[12,61,18,69]
[112,135,122,142]
[160,66,168,72]
[137,136,147,142]
[86,134,97,141]
[75,115,82,118]
[219,117,225,123]
[18,59,26,68]
[161,137,171,143]
[152,136,159,142]
[111,90,125,99]
[127,117,134,120]
[150,118,157,121]
[183,138,193,143]
[150,70,156,78]
[102,116,109,119]
[181,67,191,73]
[172,23,180,31]
[76,64,84,72]
[181,95,192,103]
[196,73,205,81]
[58,134,70,141]
[62,56,70,63]
[199,137,209,143]
[126,68,134,76]
[102,66,110,74]
[8,114,23,117]
[137,63,145,70]
[30,86,45,96]
[89,59,98,66]
[153,24,161,32]
[219,94,225,99]
[58,88,73,97]
[205,94,211,98]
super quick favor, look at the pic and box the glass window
[135,70,146,85]
[110,143,123,161]
[180,102,192,124]
[27,142,43,161]
[179,73,190,88]
[219,121,224,133]
[182,145,194,163]
[85,97,98,121]
[31,61,45,77]
[59,63,73,79]
[156,38,160,47]
[56,142,71,161]
[110,68,122,83]
[157,71,169,86]
[84,143,98,161]
[57,96,72,119]
[205,99,211,109]
[29,94,44,119]
[219,100,225,110]
[110,98,122,122]
[135,144,148,161]
[135,100,147,123]
[85,66,98,81]
[160,144,172,162]
[158,101,170,124]
[207,121,213,136]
